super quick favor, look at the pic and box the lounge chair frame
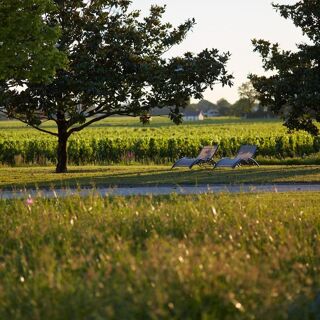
[214,145,259,169]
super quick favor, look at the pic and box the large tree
[238,81,259,112]
[216,98,232,116]
[0,0,67,83]
[0,0,233,173]
[250,0,320,135]
[230,81,260,117]
[231,98,251,117]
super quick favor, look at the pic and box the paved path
[1,184,320,199]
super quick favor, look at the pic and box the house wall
[183,116,193,121]
[183,115,204,121]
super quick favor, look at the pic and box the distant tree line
[180,81,275,118]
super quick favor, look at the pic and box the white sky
[131,0,307,104]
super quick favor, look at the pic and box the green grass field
[1,192,320,319]
[1,165,320,190]
[1,117,320,319]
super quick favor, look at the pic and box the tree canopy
[238,82,258,109]
[216,98,232,116]
[250,0,320,135]
[230,81,260,116]
[0,0,233,172]
[0,0,67,83]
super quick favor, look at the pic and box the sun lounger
[214,144,259,169]
[171,145,219,169]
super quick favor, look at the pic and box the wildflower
[168,302,174,310]
[26,196,34,206]
[234,301,245,312]
[228,292,245,312]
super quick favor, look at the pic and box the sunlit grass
[0,165,320,190]
[0,192,320,319]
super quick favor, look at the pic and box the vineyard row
[0,134,319,165]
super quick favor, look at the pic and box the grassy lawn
[0,165,320,190]
[1,192,320,319]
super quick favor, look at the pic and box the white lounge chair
[214,145,259,169]
[171,145,219,169]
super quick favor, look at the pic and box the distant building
[183,110,205,121]
[203,109,220,117]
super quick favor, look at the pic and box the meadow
[1,192,320,319]
[0,117,320,166]
[1,117,320,319]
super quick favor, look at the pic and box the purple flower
[26,197,34,206]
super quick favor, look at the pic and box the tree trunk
[56,125,68,173]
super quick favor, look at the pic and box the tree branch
[1,111,58,137]
[68,114,112,135]
[67,110,138,135]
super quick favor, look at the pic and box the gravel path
[1,184,320,199]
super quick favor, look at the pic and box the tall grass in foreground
[0,192,320,319]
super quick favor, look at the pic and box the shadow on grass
[17,166,320,189]
[1,165,320,190]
